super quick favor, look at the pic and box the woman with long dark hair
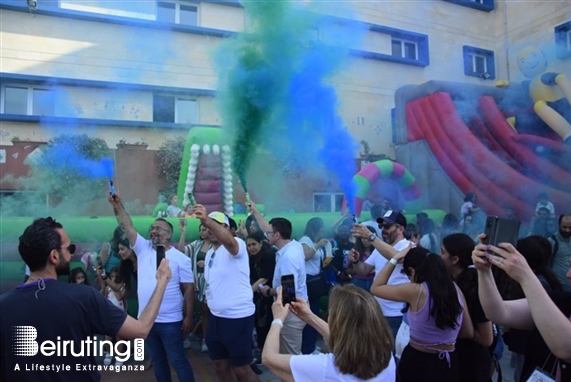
[371,246,473,382]
[117,237,137,295]
[98,226,123,274]
[300,217,332,355]
[441,233,493,382]
[247,231,277,351]
[498,236,563,382]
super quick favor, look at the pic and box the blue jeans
[146,321,195,382]
[385,315,403,340]
[301,297,321,354]
[351,277,373,292]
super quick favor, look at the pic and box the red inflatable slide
[404,91,571,221]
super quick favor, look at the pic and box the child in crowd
[535,192,555,216]
[460,192,479,220]
[69,267,90,285]
[97,266,127,367]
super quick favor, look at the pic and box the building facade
[1,0,569,213]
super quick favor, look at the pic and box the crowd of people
[1,189,570,382]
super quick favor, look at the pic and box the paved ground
[100,337,516,382]
[99,336,281,382]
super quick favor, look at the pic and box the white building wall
[1,1,569,154]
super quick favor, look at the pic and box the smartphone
[281,274,296,306]
[156,245,166,269]
[483,216,520,249]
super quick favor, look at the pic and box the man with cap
[192,204,260,382]
[348,210,411,338]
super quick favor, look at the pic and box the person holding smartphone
[193,205,260,382]
[247,201,308,356]
[108,193,196,382]
[262,285,396,382]
[473,236,571,381]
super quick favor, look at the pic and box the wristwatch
[369,233,376,241]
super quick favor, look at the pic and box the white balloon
[212,145,220,155]
[203,144,211,154]
[191,144,200,153]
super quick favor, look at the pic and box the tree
[156,138,186,197]
[28,134,111,215]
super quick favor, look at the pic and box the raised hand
[155,258,172,283]
[271,287,290,322]
[192,204,208,222]
[107,192,122,207]
[351,223,371,239]
[392,243,413,263]
[316,238,329,249]
[348,248,360,264]
[289,297,313,324]
[483,243,535,284]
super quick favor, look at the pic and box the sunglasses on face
[60,244,76,255]
[380,223,395,230]
[148,225,171,234]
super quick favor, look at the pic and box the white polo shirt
[272,240,308,301]
[365,238,411,317]
[204,238,255,319]
[133,234,194,323]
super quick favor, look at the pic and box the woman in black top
[247,231,276,350]
[440,233,493,382]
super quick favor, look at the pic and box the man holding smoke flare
[108,193,196,382]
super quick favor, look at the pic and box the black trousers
[398,345,459,382]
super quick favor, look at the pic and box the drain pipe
[503,0,511,81]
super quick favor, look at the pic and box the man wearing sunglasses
[192,204,260,382]
[1,217,172,382]
[349,210,412,338]
[109,194,196,382]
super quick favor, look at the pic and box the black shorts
[206,313,254,367]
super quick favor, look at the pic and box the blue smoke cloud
[40,142,115,179]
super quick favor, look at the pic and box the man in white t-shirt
[348,210,411,338]
[193,206,259,382]
[260,217,307,355]
[109,193,196,382]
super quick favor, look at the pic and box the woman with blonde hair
[262,284,396,381]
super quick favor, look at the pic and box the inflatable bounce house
[393,80,571,222]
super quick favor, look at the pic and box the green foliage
[156,138,186,196]
[49,134,110,160]
[26,134,111,214]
